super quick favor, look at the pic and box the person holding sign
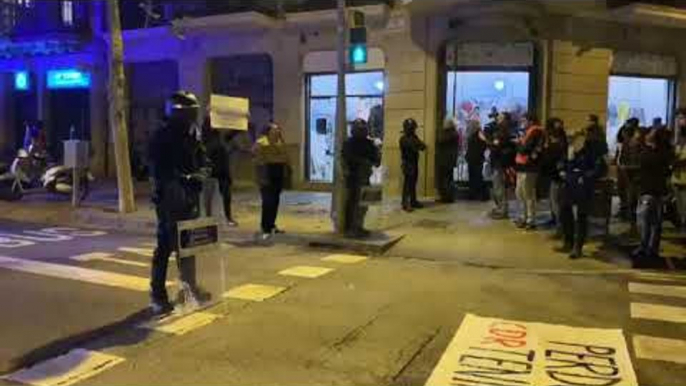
[254,123,289,241]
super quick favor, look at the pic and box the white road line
[118,247,154,257]
[144,312,221,336]
[70,253,149,268]
[631,303,686,324]
[633,335,686,365]
[0,255,155,292]
[3,349,124,386]
[223,284,287,302]
[278,266,334,278]
[629,282,686,300]
[321,254,368,264]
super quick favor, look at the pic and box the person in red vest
[515,113,545,230]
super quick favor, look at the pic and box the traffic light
[349,10,367,65]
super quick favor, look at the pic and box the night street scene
[1,0,686,385]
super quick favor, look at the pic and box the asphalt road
[0,218,685,386]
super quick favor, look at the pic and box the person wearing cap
[148,91,210,315]
[400,118,427,212]
[342,119,381,238]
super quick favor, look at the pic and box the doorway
[48,89,90,160]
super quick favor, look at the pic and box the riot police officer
[342,119,381,238]
[148,91,208,315]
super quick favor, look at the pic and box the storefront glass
[607,75,671,151]
[307,71,384,183]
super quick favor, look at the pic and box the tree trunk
[106,0,136,213]
[331,0,348,234]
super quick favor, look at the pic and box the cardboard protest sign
[426,314,638,386]
[210,94,249,131]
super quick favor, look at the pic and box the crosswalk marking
[144,312,221,336]
[278,266,334,279]
[321,254,368,264]
[3,349,124,386]
[629,282,686,299]
[223,284,287,302]
[0,255,154,292]
[118,247,154,257]
[631,303,686,324]
[70,253,149,268]
[633,335,686,365]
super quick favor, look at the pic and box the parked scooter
[0,162,23,201]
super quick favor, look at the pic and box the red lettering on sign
[482,322,528,348]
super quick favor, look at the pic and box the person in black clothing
[148,91,209,315]
[343,119,381,238]
[202,116,239,227]
[466,120,488,201]
[633,128,674,267]
[400,118,427,212]
[616,118,640,219]
[557,123,608,259]
[436,119,460,203]
[543,118,568,236]
[254,123,289,241]
[487,113,516,219]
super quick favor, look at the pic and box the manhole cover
[414,219,451,229]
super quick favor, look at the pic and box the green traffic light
[350,44,368,64]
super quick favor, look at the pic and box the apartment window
[61,0,73,26]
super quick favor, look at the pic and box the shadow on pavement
[7,308,155,375]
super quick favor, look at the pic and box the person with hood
[542,117,568,236]
[465,120,488,201]
[633,127,674,267]
[399,118,427,212]
[515,113,545,230]
[148,91,209,315]
[487,112,516,219]
[556,124,608,259]
[342,119,381,238]
[436,118,460,203]
[254,122,289,241]
[202,113,239,227]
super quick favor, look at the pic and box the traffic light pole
[331,0,348,234]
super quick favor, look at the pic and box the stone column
[0,73,14,157]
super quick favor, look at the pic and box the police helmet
[165,91,200,117]
[403,118,418,133]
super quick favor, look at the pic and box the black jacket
[488,129,516,170]
[400,133,426,174]
[638,144,673,197]
[437,128,460,169]
[343,136,381,186]
[559,138,607,205]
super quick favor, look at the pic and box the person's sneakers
[273,227,286,235]
[226,219,239,228]
[569,248,582,260]
[260,232,273,242]
[150,299,174,316]
[411,202,425,209]
[402,205,414,213]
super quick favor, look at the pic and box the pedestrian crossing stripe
[633,335,686,365]
[118,247,154,257]
[0,255,164,292]
[70,253,149,268]
[629,282,686,300]
[143,311,221,336]
[278,266,334,278]
[630,303,686,324]
[321,254,368,264]
[3,349,124,386]
[223,284,287,302]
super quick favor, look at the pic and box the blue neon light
[47,69,91,89]
[15,71,29,91]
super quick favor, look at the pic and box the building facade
[2,0,686,197]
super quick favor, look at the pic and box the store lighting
[374,80,385,92]
[15,71,29,91]
[494,80,505,91]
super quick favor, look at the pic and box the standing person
[342,119,381,238]
[399,118,427,212]
[202,114,239,227]
[515,113,545,230]
[487,113,516,219]
[543,118,568,236]
[616,118,640,219]
[620,127,644,235]
[557,126,608,259]
[148,91,209,315]
[465,120,487,201]
[254,123,289,241]
[673,108,686,230]
[436,118,460,203]
[633,128,674,267]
